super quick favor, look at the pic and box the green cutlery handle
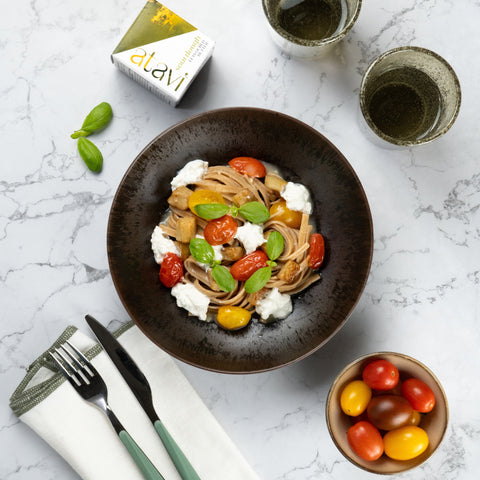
[119,430,166,480]
[154,419,201,480]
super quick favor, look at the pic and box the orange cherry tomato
[203,215,238,246]
[307,233,325,269]
[216,306,251,330]
[347,421,384,461]
[159,252,183,287]
[230,250,268,281]
[401,378,436,413]
[383,426,429,460]
[229,157,266,178]
[407,410,422,426]
[188,189,225,215]
[269,200,302,228]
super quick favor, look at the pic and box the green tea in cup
[359,47,461,146]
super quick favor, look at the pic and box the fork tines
[49,341,95,386]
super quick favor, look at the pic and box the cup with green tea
[262,0,362,58]
[359,46,461,147]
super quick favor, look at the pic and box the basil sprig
[189,238,235,292]
[194,201,270,224]
[244,230,284,294]
[71,102,113,139]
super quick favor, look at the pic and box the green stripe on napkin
[9,322,134,417]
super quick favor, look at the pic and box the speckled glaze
[359,46,461,146]
[107,107,373,373]
[262,0,362,58]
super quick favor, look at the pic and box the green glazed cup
[262,0,362,59]
[359,46,461,147]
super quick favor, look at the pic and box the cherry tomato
[367,395,413,431]
[269,200,303,228]
[407,410,422,427]
[383,426,429,460]
[203,215,238,246]
[340,380,372,417]
[401,378,436,413]
[362,359,400,391]
[159,252,183,288]
[216,306,251,330]
[230,250,268,281]
[307,233,325,269]
[229,157,266,178]
[188,189,225,214]
[347,421,384,461]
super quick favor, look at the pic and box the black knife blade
[85,314,202,480]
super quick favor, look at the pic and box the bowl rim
[107,106,374,373]
[325,351,449,474]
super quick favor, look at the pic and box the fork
[49,341,165,480]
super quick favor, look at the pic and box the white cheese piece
[151,226,180,264]
[281,181,312,214]
[234,222,265,254]
[171,159,208,190]
[171,283,210,321]
[255,288,293,320]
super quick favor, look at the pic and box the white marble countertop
[2,0,479,478]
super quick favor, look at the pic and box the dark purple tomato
[367,395,413,431]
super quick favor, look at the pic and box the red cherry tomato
[159,252,183,288]
[230,250,268,281]
[367,395,413,431]
[229,157,266,178]
[362,359,400,391]
[307,233,325,269]
[203,215,238,246]
[401,378,436,413]
[347,421,384,461]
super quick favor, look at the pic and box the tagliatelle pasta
[152,161,323,326]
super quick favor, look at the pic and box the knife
[85,314,201,480]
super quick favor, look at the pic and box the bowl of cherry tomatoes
[326,352,448,474]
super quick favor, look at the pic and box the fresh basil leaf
[189,238,214,264]
[71,102,113,138]
[244,266,272,294]
[212,265,235,292]
[194,203,230,220]
[77,137,103,172]
[266,230,284,261]
[238,201,270,224]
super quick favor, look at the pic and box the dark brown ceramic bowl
[107,107,373,373]
[326,352,449,474]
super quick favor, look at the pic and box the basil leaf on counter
[77,137,103,172]
[266,231,284,261]
[244,266,272,294]
[238,201,270,224]
[71,102,113,139]
[212,265,235,292]
[189,238,215,264]
[194,203,230,220]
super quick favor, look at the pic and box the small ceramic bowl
[326,352,448,474]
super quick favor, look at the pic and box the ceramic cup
[262,0,362,59]
[359,46,461,147]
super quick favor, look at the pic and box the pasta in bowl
[107,107,373,373]
[152,158,324,329]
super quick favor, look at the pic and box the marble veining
[1,0,479,479]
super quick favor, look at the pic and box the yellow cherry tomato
[340,380,372,417]
[216,306,251,330]
[269,200,303,228]
[383,426,429,460]
[407,410,422,426]
[188,189,225,215]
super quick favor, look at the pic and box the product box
[111,1,215,106]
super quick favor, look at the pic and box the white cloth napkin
[10,323,260,480]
